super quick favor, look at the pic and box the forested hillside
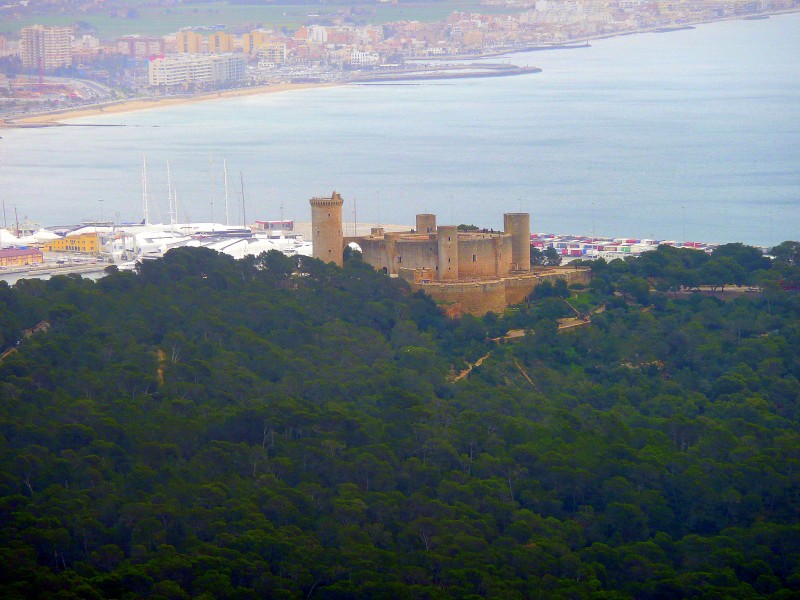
[0,242,799,599]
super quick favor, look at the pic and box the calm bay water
[1,13,798,245]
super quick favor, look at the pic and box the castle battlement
[308,196,590,315]
[310,198,344,208]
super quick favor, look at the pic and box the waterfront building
[149,54,190,87]
[44,233,100,254]
[20,25,72,71]
[350,50,380,66]
[0,248,43,268]
[255,220,294,233]
[149,53,246,89]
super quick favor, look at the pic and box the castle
[310,192,590,316]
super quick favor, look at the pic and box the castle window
[472,254,477,262]
[398,256,402,263]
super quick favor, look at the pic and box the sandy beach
[4,81,339,126]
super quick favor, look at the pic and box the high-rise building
[20,25,72,71]
[242,30,271,55]
[175,31,204,54]
[208,32,235,53]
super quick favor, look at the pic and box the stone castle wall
[416,279,508,316]
[457,234,513,279]
[412,268,592,316]
[358,230,514,280]
[504,268,592,306]
[359,234,438,275]
[311,202,591,316]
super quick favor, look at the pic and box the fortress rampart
[309,194,591,315]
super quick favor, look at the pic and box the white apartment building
[350,50,380,66]
[149,53,246,88]
[307,25,328,44]
[257,43,287,65]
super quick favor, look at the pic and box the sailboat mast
[166,160,174,230]
[240,172,246,230]
[223,159,230,227]
[142,154,150,226]
[209,154,215,227]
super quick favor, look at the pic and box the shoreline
[3,8,798,127]
[2,81,340,127]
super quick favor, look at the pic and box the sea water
[1,13,798,246]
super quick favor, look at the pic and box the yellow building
[44,233,100,254]
[208,32,235,53]
[0,248,44,267]
[175,31,204,53]
[242,30,271,55]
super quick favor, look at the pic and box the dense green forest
[0,241,799,598]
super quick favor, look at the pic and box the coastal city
[1,0,798,120]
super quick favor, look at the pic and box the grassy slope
[2,1,514,40]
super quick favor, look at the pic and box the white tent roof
[32,229,61,241]
[0,229,19,245]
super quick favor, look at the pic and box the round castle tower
[504,212,531,272]
[437,225,459,281]
[310,192,344,266]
